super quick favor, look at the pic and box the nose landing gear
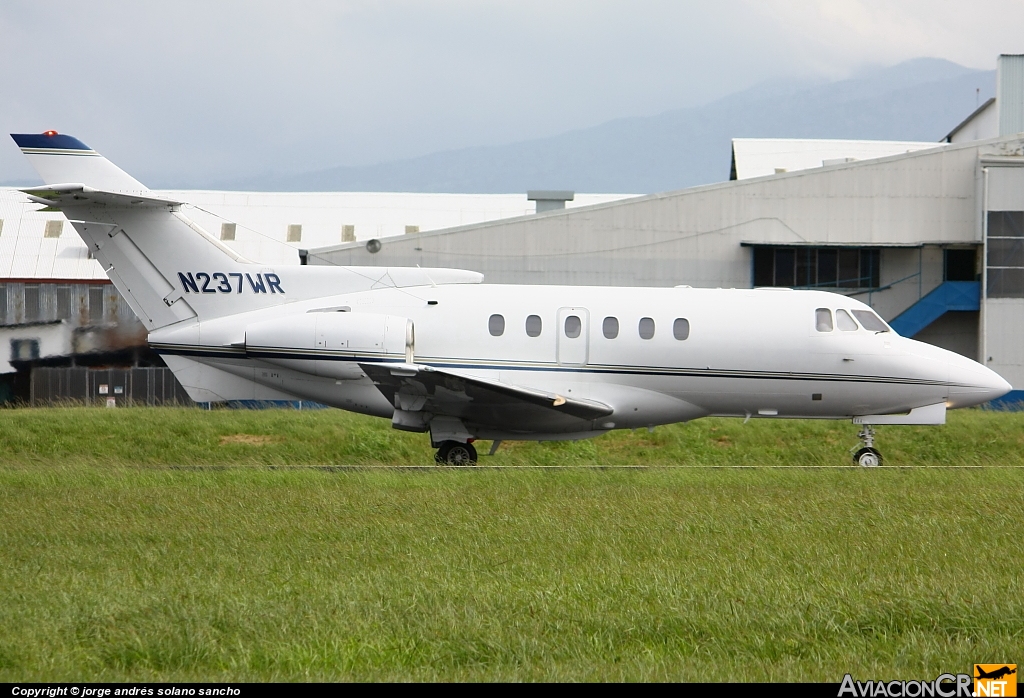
[852,426,883,467]
[435,440,478,465]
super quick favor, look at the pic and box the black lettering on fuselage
[246,273,266,293]
[178,272,199,294]
[178,272,282,295]
[197,272,215,293]
[213,272,231,293]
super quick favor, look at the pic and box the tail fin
[12,132,146,191]
[13,132,261,331]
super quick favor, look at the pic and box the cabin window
[564,315,582,339]
[488,314,505,336]
[836,309,858,331]
[852,310,889,332]
[815,308,833,332]
[673,318,690,340]
[638,317,655,340]
[603,316,619,339]
[525,314,542,337]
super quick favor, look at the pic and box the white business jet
[12,132,1011,465]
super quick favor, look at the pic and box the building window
[525,314,542,337]
[220,223,236,241]
[752,246,880,289]
[287,224,302,242]
[405,225,420,235]
[24,285,40,322]
[672,318,690,340]
[944,248,976,281]
[638,317,655,339]
[987,211,1024,298]
[89,286,104,324]
[342,225,356,243]
[56,286,71,319]
[10,339,39,362]
[564,315,582,338]
[488,314,505,336]
[0,219,4,236]
[44,220,63,238]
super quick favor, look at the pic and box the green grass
[2,405,1024,467]
[0,408,1022,681]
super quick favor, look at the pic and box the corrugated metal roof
[0,189,636,280]
[730,138,945,180]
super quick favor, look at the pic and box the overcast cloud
[1,0,1022,186]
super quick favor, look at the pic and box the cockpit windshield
[852,310,889,333]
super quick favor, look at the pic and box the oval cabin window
[673,318,689,340]
[525,314,542,337]
[603,316,619,339]
[488,314,505,336]
[638,317,655,340]
[564,315,582,338]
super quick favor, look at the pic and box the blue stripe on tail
[11,133,92,151]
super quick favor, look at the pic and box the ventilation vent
[342,225,355,242]
[405,225,419,235]
[220,223,236,241]
[44,220,63,238]
[287,224,302,242]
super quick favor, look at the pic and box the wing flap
[360,362,612,431]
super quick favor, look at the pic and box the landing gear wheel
[850,425,883,467]
[435,441,477,466]
[853,447,883,467]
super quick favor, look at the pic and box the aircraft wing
[20,184,180,209]
[359,362,613,432]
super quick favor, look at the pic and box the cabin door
[556,307,589,366]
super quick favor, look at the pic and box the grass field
[1,407,1022,681]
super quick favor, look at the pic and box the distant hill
[217,58,995,194]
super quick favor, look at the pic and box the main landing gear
[435,440,478,465]
[852,426,883,467]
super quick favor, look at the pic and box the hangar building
[306,55,1024,401]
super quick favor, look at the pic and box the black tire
[434,443,449,464]
[436,440,477,465]
[853,447,882,467]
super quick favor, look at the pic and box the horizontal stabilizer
[360,362,613,432]
[19,184,181,209]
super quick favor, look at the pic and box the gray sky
[2,0,1023,186]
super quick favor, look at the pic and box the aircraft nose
[946,354,1012,408]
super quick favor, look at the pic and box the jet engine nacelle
[245,311,414,379]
